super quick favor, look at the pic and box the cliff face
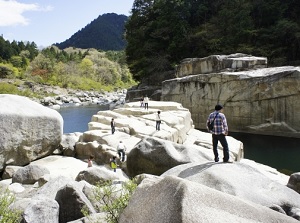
[162,63,300,138]
[176,53,267,77]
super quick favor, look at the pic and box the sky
[0,0,134,48]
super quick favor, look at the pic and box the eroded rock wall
[176,53,267,77]
[162,66,300,138]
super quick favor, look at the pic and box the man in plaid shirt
[206,104,231,163]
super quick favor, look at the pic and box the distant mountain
[55,13,128,51]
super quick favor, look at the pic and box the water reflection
[230,132,300,173]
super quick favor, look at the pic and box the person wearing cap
[206,104,230,162]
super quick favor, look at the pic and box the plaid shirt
[207,111,228,135]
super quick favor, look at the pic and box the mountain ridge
[54,13,128,51]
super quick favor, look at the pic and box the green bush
[0,82,18,94]
[0,188,22,223]
[84,179,137,223]
[0,82,42,98]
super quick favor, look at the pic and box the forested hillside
[125,0,300,81]
[55,13,128,51]
[0,37,38,78]
[0,35,135,96]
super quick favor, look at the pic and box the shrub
[0,188,22,223]
[0,82,19,94]
[84,179,137,223]
[0,64,13,78]
[0,82,42,98]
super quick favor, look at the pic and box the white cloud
[0,0,52,26]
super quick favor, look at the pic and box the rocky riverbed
[1,95,300,222]
[1,78,127,109]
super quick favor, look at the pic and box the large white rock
[126,137,213,177]
[0,94,63,171]
[119,176,298,223]
[88,101,194,144]
[12,164,50,184]
[162,162,300,211]
[13,196,59,223]
[30,155,88,180]
[75,166,128,185]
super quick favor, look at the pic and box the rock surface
[119,176,299,223]
[162,65,300,138]
[0,94,63,171]
[175,53,267,77]
[81,101,244,176]
[162,162,300,211]
[288,172,300,194]
[1,98,297,223]
[12,165,50,184]
[14,196,59,223]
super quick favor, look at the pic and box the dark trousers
[111,126,115,134]
[144,103,148,109]
[118,149,125,162]
[212,134,229,162]
[156,121,161,130]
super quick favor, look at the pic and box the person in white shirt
[144,95,149,110]
[117,141,127,162]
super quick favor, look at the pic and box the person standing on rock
[156,110,161,131]
[206,104,231,163]
[144,95,149,110]
[140,96,144,108]
[117,141,127,162]
[111,118,115,134]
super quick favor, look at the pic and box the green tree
[125,0,156,81]
[10,56,23,68]
[28,53,54,80]
[125,0,300,81]
[79,58,94,78]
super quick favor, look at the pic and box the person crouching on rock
[87,155,94,167]
[110,156,118,172]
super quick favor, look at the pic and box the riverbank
[0,78,127,109]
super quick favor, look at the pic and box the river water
[58,104,109,133]
[58,105,299,173]
[230,132,299,174]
